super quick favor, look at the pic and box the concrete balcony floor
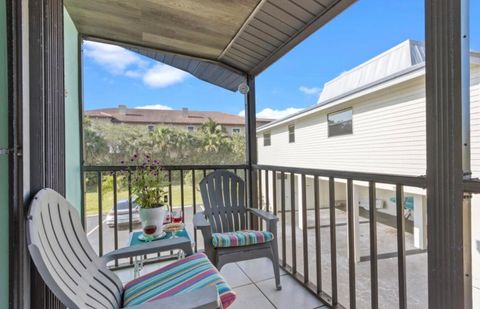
[114,257,327,309]
[87,204,428,308]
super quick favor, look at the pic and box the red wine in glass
[172,211,183,223]
[143,225,157,240]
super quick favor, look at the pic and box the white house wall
[470,64,480,302]
[257,64,480,298]
[258,77,428,176]
[258,65,480,176]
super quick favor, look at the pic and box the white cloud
[83,41,146,75]
[125,70,143,78]
[84,40,189,88]
[299,86,322,95]
[134,104,173,110]
[142,64,189,88]
[238,107,303,120]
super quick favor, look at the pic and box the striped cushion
[123,253,236,308]
[212,230,274,248]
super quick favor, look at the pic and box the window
[187,126,195,132]
[288,125,295,143]
[147,124,155,132]
[328,108,352,137]
[263,132,271,146]
[232,128,241,134]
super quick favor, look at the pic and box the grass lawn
[85,184,203,215]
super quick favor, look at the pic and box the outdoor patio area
[85,201,427,309]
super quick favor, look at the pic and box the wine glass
[170,210,183,237]
[143,224,157,242]
[172,210,183,223]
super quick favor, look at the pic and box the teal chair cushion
[212,230,274,248]
[123,253,236,308]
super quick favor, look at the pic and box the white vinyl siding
[258,65,480,178]
[468,65,480,178]
[258,77,427,176]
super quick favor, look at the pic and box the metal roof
[257,44,480,133]
[65,0,355,91]
[318,40,426,103]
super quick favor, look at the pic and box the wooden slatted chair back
[27,188,123,309]
[199,170,246,233]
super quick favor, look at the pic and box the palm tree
[200,118,227,135]
[200,118,229,152]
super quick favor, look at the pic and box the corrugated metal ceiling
[66,0,356,91]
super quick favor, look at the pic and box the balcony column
[425,0,469,307]
[245,74,258,229]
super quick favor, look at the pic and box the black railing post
[369,182,378,309]
[281,171,286,267]
[192,169,197,252]
[97,171,103,256]
[314,175,322,295]
[347,179,356,309]
[113,172,118,267]
[329,177,338,307]
[301,174,308,283]
[396,184,406,309]
[290,172,297,274]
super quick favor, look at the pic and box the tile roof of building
[85,107,272,126]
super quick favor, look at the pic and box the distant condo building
[85,105,272,135]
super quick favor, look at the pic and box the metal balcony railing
[82,163,480,308]
[81,164,247,268]
[252,164,428,309]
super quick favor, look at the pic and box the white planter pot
[139,206,166,237]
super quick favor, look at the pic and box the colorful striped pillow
[123,253,236,308]
[211,230,274,248]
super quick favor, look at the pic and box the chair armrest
[124,285,220,309]
[193,212,211,229]
[247,208,279,222]
[194,212,213,239]
[100,237,193,265]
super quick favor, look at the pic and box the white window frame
[263,132,271,146]
[327,108,353,137]
[288,124,295,143]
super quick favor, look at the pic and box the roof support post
[245,75,258,225]
[425,0,469,307]
[6,0,27,308]
[27,0,66,307]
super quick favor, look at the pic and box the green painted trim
[0,0,9,306]
[64,8,82,212]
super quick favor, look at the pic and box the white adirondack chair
[27,188,223,309]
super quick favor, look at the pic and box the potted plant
[123,154,169,239]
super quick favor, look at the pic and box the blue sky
[83,0,480,119]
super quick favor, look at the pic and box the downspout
[461,0,472,307]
